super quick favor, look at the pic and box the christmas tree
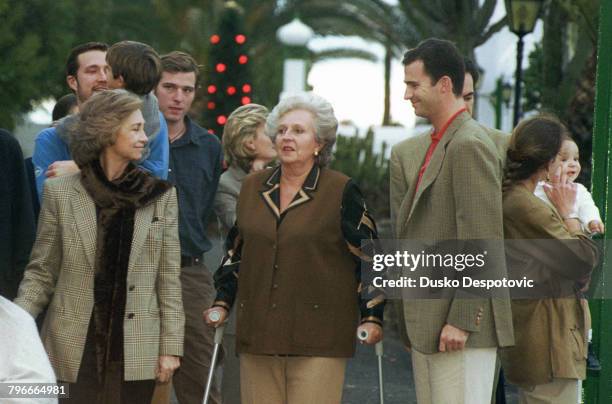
[204,1,253,136]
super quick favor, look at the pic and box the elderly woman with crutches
[204,92,384,403]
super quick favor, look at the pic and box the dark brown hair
[402,38,465,97]
[65,42,109,77]
[160,51,201,86]
[503,114,570,190]
[463,57,479,87]
[52,93,78,121]
[106,41,161,95]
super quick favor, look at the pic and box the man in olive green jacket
[390,39,514,404]
[462,57,510,162]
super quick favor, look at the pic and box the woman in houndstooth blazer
[15,90,184,404]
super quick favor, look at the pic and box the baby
[534,137,605,234]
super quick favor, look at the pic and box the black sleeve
[212,224,242,308]
[0,130,36,299]
[341,179,385,324]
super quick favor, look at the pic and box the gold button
[313,304,319,309]
[272,284,278,289]
[271,303,277,309]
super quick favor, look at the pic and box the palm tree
[287,0,508,124]
[238,0,378,108]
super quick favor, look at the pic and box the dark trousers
[172,264,223,404]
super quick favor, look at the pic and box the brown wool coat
[15,174,184,382]
[501,184,599,386]
[234,167,360,357]
[390,111,514,354]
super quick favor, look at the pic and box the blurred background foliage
[522,0,598,186]
[331,129,390,223]
[0,0,600,201]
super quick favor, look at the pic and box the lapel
[406,112,471,224]
[128,202,155,272]
[71,179,97,270]
[260,165,319,221]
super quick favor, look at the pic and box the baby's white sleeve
[576,183,602,226]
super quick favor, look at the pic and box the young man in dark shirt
[155,50,223,404]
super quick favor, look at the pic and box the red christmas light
[208,129,215,135]
[217,115,227,125]
[241,96,251,105]
[238,55,248,64]
[235,34,246,44]
[210,34,220,44]
[215,63,227,73]
[227,86,237,95]
[207,102,216,110]
[207,85,217,94]
[242,84,251,93]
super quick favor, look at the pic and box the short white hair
[266,92,338,167]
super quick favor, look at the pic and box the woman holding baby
[501,114,600,403]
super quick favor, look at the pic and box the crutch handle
[375,341,383,357]
[208,310,222,322]
[214,324,225,344]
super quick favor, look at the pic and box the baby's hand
[588,220,605,234]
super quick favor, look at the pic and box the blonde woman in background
[213,103,277,231]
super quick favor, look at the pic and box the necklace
[169,125,186,143]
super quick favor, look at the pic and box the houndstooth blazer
[15,173,184,382]
[390,111,514,354]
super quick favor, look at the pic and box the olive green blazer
[390,111,514,354]
[501,184,599,385]
[482,125,510,163]
[15,174,184,382]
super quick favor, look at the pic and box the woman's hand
[203,306,228,327]
[543,166,577,219]
[357,323,383,345]
[155,355,180,383]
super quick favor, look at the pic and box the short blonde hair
[266,92,337,167]
[222,104,269,172]
[70,89,142,167]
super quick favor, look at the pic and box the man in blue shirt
[155,51,223,404]
[32,42,168,199]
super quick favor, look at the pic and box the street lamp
[506,0,543,126]
[502,82,513,107]
[276,17,314,99]
[490,77,513,130]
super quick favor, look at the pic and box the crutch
[358,329,384,404]
[203,310,226,404]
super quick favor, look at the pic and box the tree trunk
[382,42,392,125]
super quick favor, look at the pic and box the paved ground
[342,325,519,404]
[172,323,519,404]
[342,325,416,403]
